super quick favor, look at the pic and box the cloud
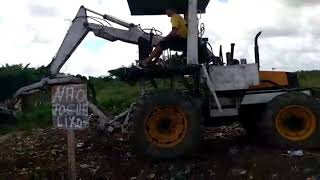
[282,0,320,7]
[201,0,320,72]
[28,3,59,17]
[260,26,300,38]
[0,0,320,76]
[31,33,52,44]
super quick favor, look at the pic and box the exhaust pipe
[254,31,262,69]
[230,43,235,61]
[226,43,235,65]
[219,45,224,64]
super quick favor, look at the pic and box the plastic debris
[232,168,248,176]
[80,164,90,169]
[107,126,114,132]
[229,146,239,154]
[148,173,155,179]
[77,142,84,148]
[287,150,304,157]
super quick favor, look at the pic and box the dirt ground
[0,124,320,180]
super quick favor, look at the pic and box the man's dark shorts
[158,36,187,51]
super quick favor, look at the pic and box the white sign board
[51,84,89,129]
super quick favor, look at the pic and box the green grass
[15,104,52,131]
[90,77,179,114]
[0,77,139,134]
[90,77,139,114]
[1,71,320,134]
[0,125,16,135]
[298,71,320,97]
[0,104,52,134]
[298,71,320,88]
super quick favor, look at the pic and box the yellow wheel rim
[275,105,317,141]
[144,106,188,148]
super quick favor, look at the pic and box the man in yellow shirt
[142,8,187,67]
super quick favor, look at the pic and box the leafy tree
[0,64,42,101]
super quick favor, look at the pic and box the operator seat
[138,36,214,65]
[168,37,212,64]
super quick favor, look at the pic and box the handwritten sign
[51,84,89,129]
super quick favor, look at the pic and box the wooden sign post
[51,84,89,180]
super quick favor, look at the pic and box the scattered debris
[76,142,84,148]
[80,164,90,169]
[0,127,318,179]
[148,173,155,179]
[229,146,239,154]
[231,168,247,176]
[284,150,304,157]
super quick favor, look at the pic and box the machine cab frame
[127,0,211,65]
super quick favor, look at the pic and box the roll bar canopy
[127,0,210,15]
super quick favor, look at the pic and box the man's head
[165,8,176,17]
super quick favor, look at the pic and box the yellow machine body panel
[250,71,289,89]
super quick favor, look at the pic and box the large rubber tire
[128,91,201,159]
[259,92,320,148]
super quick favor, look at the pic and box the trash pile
[0,125,320,179]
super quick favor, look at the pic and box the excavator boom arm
[48,6,89,76]
[6,5,163,127]
[49,6,162,76]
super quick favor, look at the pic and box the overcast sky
[0,0,319,76]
